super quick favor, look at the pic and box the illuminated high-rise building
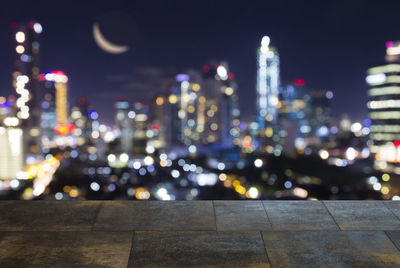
[279,83,334,153]
[366,41,400,171]
[132,102,148,154]
[256,36,280,126]
[165,71,202,147]
[166,63,239,149]
[279,84,308,153]
[0,97,25,179]
[0,127,23,179]
[149,95,167,149]
[256,36,281,153]
[201,62,239,147]
[306,90,334,150]
[70,97,92,144]
[175,72,201,146]
[114,98,133,154]
[12,21,43,157]
[166,86,181,146]
[38,71,69,145]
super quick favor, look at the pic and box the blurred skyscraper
[70,97,93,145]
[38,71,69,146]
[305,90,334,151]
[201,62,239,147]
[175,72,201,145]
[256,36,280,125]
[114,98,133,154]
[0,127,23,179]
[11,21,43,158]
[279,83,334,154]
[256,36,282,154]
[149,95,167,150]
[367,41,400,173]
[279,84,308,153]
[132,102,148,155]
[163,62,239,150]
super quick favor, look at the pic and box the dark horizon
[1,0,399,124]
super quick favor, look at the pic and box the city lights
[33,22,42,34]
[248,187,259,198]
[144,156,154,166]
[15,32,25,43]
[3,117,19,127]
[216,65,228,80]
[254,159,263,168]
[15,45,25,54]
[366,73,386,85]
[107,154,116,162]
[0,15,398,205]
[319,150,329,160]
[368,64,400,74]
[369,86,400,96]
[346,147,357,161]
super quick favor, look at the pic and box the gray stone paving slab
[0,231,74,267]
[129,231,270,268]
[64,231,133,268]
[0,231,132,268]
[94,201,215,231]
[1,201,400,267]
[262,231,400,268]
[263,201,339,230]
[324,201,400,230]
[214,201,271,231]
[0,201,101,231]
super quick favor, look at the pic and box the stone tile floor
[1,201,400,267]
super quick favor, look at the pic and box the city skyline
[0,2,399,265]
[0,0,398,202]
[1,0,399,124]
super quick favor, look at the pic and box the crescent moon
[93,23,129,54]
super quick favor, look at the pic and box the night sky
[0,0,399,124]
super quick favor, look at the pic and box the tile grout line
[260,231,273,268]
[383,202,400,223]
[322,201,341,231]
[6,228,400,233]
[261,201,273,229]
[211,200,218,231]
[91,201,104,232]
[384,231,400,252]
[126,231,136,268]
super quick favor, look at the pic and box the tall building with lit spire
[256,36,280,126]
[256,36,282,154]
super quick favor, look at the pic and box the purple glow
[0,101,10,108]
[386,41,394,48]
[238,122,247,130]
[363,118,372,127]
[175,74,189,82]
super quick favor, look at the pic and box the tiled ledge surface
[1,201,400,267]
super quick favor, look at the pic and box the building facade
[12,21,43,159]
[367,41,400,171]
[256,36,282,153]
